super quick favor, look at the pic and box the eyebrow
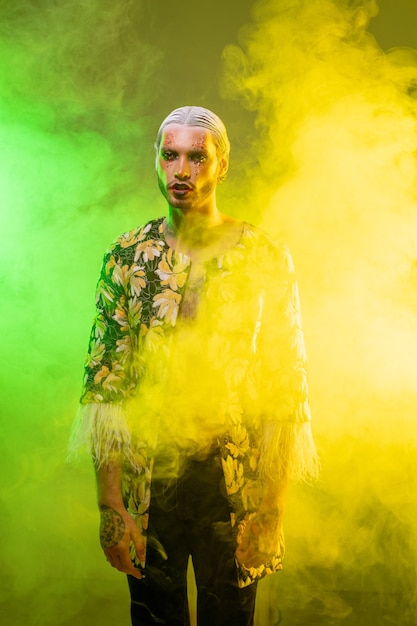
[160,147,208,156]
[189,148,208,155]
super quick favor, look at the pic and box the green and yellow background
[1,1,417,624]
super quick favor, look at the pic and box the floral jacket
[71,217,318,587]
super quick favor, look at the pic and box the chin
[170,199,193,210]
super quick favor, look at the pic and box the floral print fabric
[74,217,318,586]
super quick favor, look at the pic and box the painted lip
[169,183,194,197]
[168,182,193,191]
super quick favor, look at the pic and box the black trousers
[127,453,258,626]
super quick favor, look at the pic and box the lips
[169,183,193,191]
[169,182,193,197]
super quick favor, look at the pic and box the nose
[174,156,190,180]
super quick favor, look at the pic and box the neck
[165,204,228,255]
[163,207,240,261]
[166,205,224,236]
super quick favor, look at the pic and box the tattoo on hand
[99,505,125,548]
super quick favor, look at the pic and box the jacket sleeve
[255,243,319,483]
[68,244,142,468]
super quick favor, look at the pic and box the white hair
[155,105,230,182]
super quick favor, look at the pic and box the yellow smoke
[220,0,417,619]
[2,0,417,623]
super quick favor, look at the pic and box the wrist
[96,462,124,509]
[260,480,288,513]
[98,499,125,511]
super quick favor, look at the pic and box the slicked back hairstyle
[155,105,230,182]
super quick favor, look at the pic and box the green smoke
[1,1,417,625]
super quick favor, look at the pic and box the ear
[217,156,229,183]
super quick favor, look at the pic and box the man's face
[156,124,227,213]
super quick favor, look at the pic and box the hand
[235,510,282,570]
[99,505,146,579]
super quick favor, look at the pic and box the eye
[191,152,207,164]
[161,150,176,162]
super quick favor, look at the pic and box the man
[70,106,318,625]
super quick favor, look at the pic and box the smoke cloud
[0,1,162,624]
[1,0,416,624]
[221,0,417,622]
